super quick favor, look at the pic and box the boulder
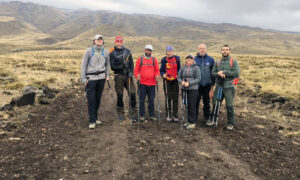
[15,91,36,106]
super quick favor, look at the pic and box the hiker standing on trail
[207,44,240,130]
[134,45,160,122]
[194,43,215,124]
[81,34,110,129]
[178,55,201,130]
[160,45,181,122]
[109,36,136,122]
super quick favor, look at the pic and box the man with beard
[208,44,240,130]
[109,36,136,122]
[134,45,160,122]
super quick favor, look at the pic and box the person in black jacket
[110,36,136,121]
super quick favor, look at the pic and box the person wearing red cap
[134,45,160,122]
[109,36,136,122]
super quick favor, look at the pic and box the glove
[128,72,133,78]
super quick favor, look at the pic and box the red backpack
[217,57,239,86]
[165,56,178,81]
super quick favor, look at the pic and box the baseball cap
[93,34,103,40]
[145,44,153,51]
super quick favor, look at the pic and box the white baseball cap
[93,34,103,40]
[145,44,153,51]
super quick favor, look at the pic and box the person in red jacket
[134,45,160,122]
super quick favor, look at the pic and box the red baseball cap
[115,36,123,43]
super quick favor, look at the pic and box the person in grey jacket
[81,34,110,129]
[178,55,201,130]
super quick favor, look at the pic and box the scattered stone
[15,91,36,106]
[8,137,21,141]
[22,86,39,94]
[283,111,292,116]
[271,96,290,104]
[0,104,14,111]
[38,97,50,105]
[247,98,256,103]
[2,91,12,95]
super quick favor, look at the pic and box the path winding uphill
[0,80,299,179]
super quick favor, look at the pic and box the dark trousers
[196,85,211,122]
[139,84,155,117]
[163,80,179,118]
[114,74,136,108]
[183,89,198,124]
[85,79,105,124]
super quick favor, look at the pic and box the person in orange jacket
[134,45,160,122]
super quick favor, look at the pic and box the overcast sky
[2,0,300,32]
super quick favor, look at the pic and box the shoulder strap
[217,59,221,68]
[140,56,143,67]
[152,57,155,66]
[87,47,95,65]
[230,57,234,68]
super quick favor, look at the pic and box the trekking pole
[137,80,140,127]
[107,80,114,97]
[163,78,170,119]
[211,78,223,128]
[128,77,132,122]
[156,81,161,124]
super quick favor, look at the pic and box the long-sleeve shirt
[134,55,160,86]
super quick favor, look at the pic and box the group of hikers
[81,34,240,131]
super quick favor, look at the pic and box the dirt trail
[0,80,299,180]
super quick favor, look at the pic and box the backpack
[217,57,239,86]
[165,56,179,81]
[139,56,155,69]
[86,47,107,76]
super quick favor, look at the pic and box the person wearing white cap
[134,44,160,122]
[81,34,110,129]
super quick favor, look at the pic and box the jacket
[81,45,110,82]
[194,53,215,87]
[178,63,201,90]
[212,56,240,88]
[134,55,160,86]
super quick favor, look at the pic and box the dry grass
[0,49,299,106]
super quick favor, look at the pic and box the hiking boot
[166,117,172,122]
[206,120,214,127]
[173,117,179,123]
[96,120,102,125]
[183,122,189,127]
[150,116,158,122]
[89,123,96,129]
[226,124,234,131]
[186,123,195,130]
[139,116,145,122]
[131,117,137,123]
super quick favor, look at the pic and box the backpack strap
[217,57,234,68]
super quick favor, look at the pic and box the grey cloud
[2,0,300,32]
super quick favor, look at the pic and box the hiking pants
[196,85,211,122]
[85,79,105,124]
[185,89,198,124]
[164,80,179,118]
[114,74,136,108]
[139,84,155,117]
[212,86,235,125]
